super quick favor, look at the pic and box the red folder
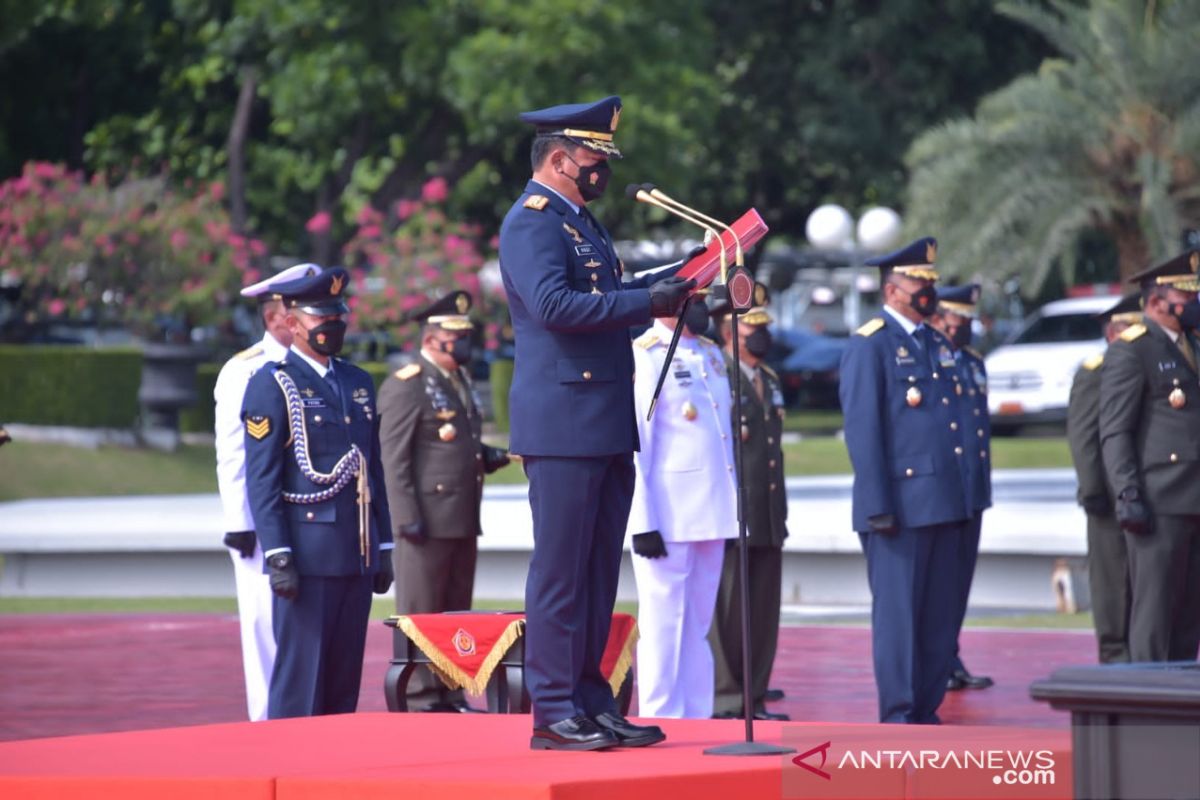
[676,208,769,290]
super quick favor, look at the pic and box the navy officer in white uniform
[213,262,321,721]
[628,296,738,718]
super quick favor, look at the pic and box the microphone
[626,183,727,278]
[641,184,755,311]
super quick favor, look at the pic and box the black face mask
[1170,299,1200,330]
[744,327,772,358]
[439,336,472,366]
[950,322,972,349]
[565,153,611,202]
[683,300,710,336]
[305,319,347,356]
[907,285,938,317]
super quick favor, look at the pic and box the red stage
[0,713,1071,800]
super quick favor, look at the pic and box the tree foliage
[904,0,1200,291]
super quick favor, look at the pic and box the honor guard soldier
[241,267,394,718]
[498,95,694,750]
[1099,250,1200,663]
[214,262,321,721]
[628,295,737,719]
[377,291,510,713]
[1068,292,1141,663]
[708,296,790,721]
[929,284,994,691]
[838,237,969,724]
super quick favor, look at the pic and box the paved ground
[0,614,1088,741]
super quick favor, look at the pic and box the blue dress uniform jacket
[500,181,665,457]
[241,350,392,719]
[957,347,993,513]
[242,352,391,577]
[839,313,969,724]
[840,315,969,531]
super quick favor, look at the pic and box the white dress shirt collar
[883,304,922,338]
[531,179,580,216]
[290,345,332,378]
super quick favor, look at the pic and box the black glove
[648,276,697,318]
[373,552,394,594]
[1116,488,1152,536]
[223,530,256,559]
[867,514,897,535]
[398,522,427,544]
[632,531,669,559]
[482,445,511,474]
[1079,494,1111,516]
[266,552,299,599]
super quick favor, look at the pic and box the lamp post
[805,204,901,331]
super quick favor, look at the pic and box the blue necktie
[324,368,343,415]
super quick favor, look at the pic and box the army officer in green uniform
[1067,292,1140,663]
[377,291,510,711]
[1100,250,1200,663]
[709,298,789,720]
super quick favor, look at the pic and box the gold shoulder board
[523,195,549,211]
[856,318,885,337]
[235,344,264,361]
[634,330,660,349]
[394,363,422,380]
[1082,353,1104,371]
[1119,324,1146,342]
[760,363,779,380]
[698,335,718,347]
[963,346,983,361]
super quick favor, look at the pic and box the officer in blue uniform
[838,237,969,724]
[498,95,694,750]
[929,284,994,691]
[242,267,394,719]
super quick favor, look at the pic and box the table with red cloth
[383,611,637,714]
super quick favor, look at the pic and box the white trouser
[631,538,726,718]
[229,544,276,721]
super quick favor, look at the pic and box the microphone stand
[703,308,795,758]
[646,294,693,422]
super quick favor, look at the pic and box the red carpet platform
[0,713,1071,800]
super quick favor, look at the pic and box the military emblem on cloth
[246,416,271,440]
[452,627,477,657]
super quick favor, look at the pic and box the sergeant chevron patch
[246,416,271,440]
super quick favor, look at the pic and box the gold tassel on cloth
[393,616,525,697]
[607,622,638,697]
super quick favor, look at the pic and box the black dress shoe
[952,667,994,690]
[753,709,790,721]
[764,688,785,702]
[531,716,619,751]
[711,710,739,720]
[592,711,666,747]
[421,699,483,713]
[946,673,966,691]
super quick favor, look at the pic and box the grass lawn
[0,435,1074,500]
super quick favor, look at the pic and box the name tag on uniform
[1158,360,1177,372]
[303,397,326,408]
[574,244,596,256]
[895,355,916,366]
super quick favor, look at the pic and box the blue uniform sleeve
[241,367,290,556]
[500,209,652,332]
[839,335,893,522]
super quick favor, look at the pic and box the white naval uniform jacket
[628,321,739,543]
[214,331,289,533]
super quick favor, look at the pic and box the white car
[985,295,1119,434]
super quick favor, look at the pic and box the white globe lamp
[805,204,854,251]
[856,207,902,253]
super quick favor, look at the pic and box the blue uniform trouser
[268,574,373,719]
[950,513,984,672]
[523,454,633,727]
[860,521,964,723]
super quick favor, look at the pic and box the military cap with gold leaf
[519,96,624,158]
[937,283,981,317]
[271,266,350,315]
[406,290,474,331]
[708,281,771,324]
[865,236,939,281]
[1095,291,1143,325]
[1128,249,1200,292]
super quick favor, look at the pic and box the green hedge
[0,346,143,428]
[179,362,220,434]
[489,358,513,432]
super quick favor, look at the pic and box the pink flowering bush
[341,177,503,350]
[0,162,264,339]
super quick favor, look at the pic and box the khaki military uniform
[1067,353,1130,663]
[1099,320,1200,661]
[377,353,489,703]
[710,356,788,716]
